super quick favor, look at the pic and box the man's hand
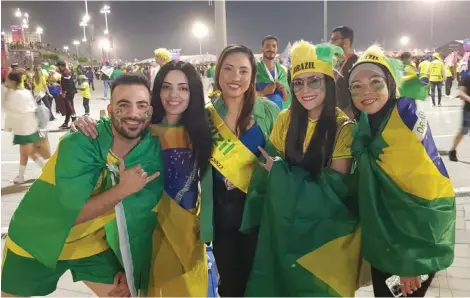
[117,157,160,198]
[70,116,99,138]
[263,84,277,95]
[277,82,289,100]
[108,271,131,297]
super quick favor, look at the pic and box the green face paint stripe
[351,93,360,99]
[320,87,326,93]
[375,83,385,92]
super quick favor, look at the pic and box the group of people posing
[1,28,457,298]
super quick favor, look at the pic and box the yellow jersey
[80,81,92,99]
[429,59,445,82]
[6,152,119,260]
[418,60,431,78]
[269,108,354,160]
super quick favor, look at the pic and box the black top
[336,54,359,111]
[460,75,470,112]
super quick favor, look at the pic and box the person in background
[449,59,470,161]
[150,48,171,90]
[11,63,27,89]
[429,53,446,107]
[445,64,454,97]
[208,63,216,78]
[111,65,123,80]
[2,72,44,184]
[57,61,77,129]
[418,56,431,85]
[101,62,113,100]
[48,66,63,116]
[32,66,54,121]
[330,26,359,119]
[77,75,92,116]
[86,67,95,91]
[255,35,291,110]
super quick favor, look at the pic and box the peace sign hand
[116,156,160,198]
[258,146,275,172]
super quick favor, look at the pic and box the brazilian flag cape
[256,60,292,109]
[7,118,164,295]
[241,122,362,296]
[400,63,429,101]
[352,97,456,276]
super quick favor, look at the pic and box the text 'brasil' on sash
[207,105,258,194]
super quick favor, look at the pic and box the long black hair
[214,45,257,136]
[151,60,212,176]
[284,75,338,177]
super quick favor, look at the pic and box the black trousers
[213,229,258,297]
[212,179,258,297]
[430,81,443,105]
[371,266,435,297]
[83,97,90,114]
[445,77,453,96]
[63,94,76,125]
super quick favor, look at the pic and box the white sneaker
[13,174,25,184]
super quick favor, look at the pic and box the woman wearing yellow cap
[348,45,455,297]
[241,41,361,297]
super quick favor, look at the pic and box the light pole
[214,0,227,56]
[192,22,208,55]
[73,40,80,57]
[80,20,87,42]
[36,27,43,42]
[83,0,90,23]
[100,5,111,35]
[324,0,328,43]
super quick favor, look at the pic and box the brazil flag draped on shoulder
[146,124,208,297]
[242,109,362,297]
[256,60,292,109]
[352,98,455,276]
[7,117,164,295]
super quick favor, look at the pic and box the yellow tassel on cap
[290,40,334,79]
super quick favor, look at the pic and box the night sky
[1,1,469,60]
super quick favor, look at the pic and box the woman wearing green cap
[348,45,455,297]
[241,40,362,297]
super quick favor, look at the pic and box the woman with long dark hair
[203,44,280,297]
[71,61,213,296]
[348,45,455,297]
[241,41,362,297]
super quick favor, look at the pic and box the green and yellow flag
[7,117,164,294]
[256,60,291,109]
[352,98,455,276]
[244,159,361,297]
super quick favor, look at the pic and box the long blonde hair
[33,67,43,85]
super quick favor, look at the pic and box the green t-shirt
[111,69,122,79]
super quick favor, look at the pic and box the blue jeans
[103,80,111,99]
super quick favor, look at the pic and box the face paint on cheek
[143,109,151,120]
[115,109,122,117]
[375,82,386,93]
[320,87,326,93]
[351,93,361,100]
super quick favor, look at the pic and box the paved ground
[1,80,469,297]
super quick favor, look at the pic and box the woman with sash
[71,61,213,296]
[348,45,456,297]
[240,41,362,297]
[203,44,280,297]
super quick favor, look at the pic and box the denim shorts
[461,111,470,135]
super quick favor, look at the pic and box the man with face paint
[2,74,164,297]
